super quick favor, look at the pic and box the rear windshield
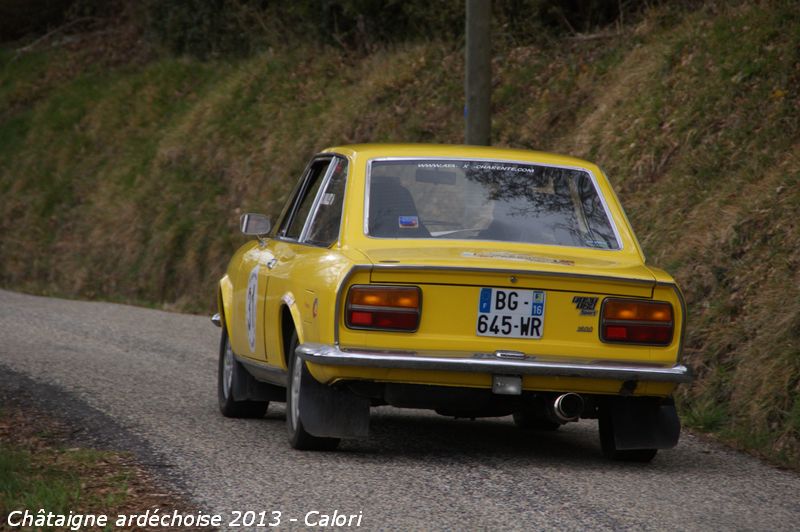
[366,159,619,250]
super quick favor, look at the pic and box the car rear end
[297,146,690,458]
[302,250,688,402]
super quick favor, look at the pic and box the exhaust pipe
[552,393,584,422]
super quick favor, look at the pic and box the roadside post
[465,0,491,146]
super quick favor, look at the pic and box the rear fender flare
[280,292,306,372]
[218,275,234,333]
[281,292,305,344]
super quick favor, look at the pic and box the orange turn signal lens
[349,286,420,309]
[603,300,673,323]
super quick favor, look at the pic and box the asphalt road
[2,288,799,531]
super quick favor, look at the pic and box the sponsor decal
[417,162,457,168]
[398,215,419,229]
[464,163,536,174]
[462,251,574,266]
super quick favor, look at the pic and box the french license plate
[476,288,545,339]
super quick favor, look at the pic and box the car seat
[369,179,431,238]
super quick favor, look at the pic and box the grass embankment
[1,439,127,522]
[0,405,201,529]
[1,1,798,466]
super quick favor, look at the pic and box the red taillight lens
[601,299,673,346]
[346,285,421,331]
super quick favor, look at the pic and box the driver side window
[305,158,348,246]
[279,159,331,240]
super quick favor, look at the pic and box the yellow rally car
[213,144,691,461]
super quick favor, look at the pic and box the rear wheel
[286,331,340,451]
[598,411,658,462]
[217,327,269,418]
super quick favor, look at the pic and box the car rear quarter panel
[218,241,256,356]
[263,244,365,370]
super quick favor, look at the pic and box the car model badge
[572,296,598,316]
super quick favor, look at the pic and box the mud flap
[608,397,681,450]
[232,364,285,402]
[299,367,370,439]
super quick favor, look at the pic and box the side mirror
[240,213,271,236]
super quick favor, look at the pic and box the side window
[305,158,348,246]
[274,173,307,237]
[282,159,331,240]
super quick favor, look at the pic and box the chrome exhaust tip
[553,393,584,422]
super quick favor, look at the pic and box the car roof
[322,143,597,169]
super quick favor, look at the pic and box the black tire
[598,412,658,462]
[286,331,340,451]
[512,410,560,431]
[217,327,269,418]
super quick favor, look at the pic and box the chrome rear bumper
[296,343,692,383]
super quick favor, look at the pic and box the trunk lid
[363,246,655,296]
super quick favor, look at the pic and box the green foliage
[143,0,255,58]
[1,444,80,513]
[0,414,132,516]
[789,397,800,436]
[682,397,730,432]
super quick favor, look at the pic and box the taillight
[346,285,421,331]
[601,299,673,346]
